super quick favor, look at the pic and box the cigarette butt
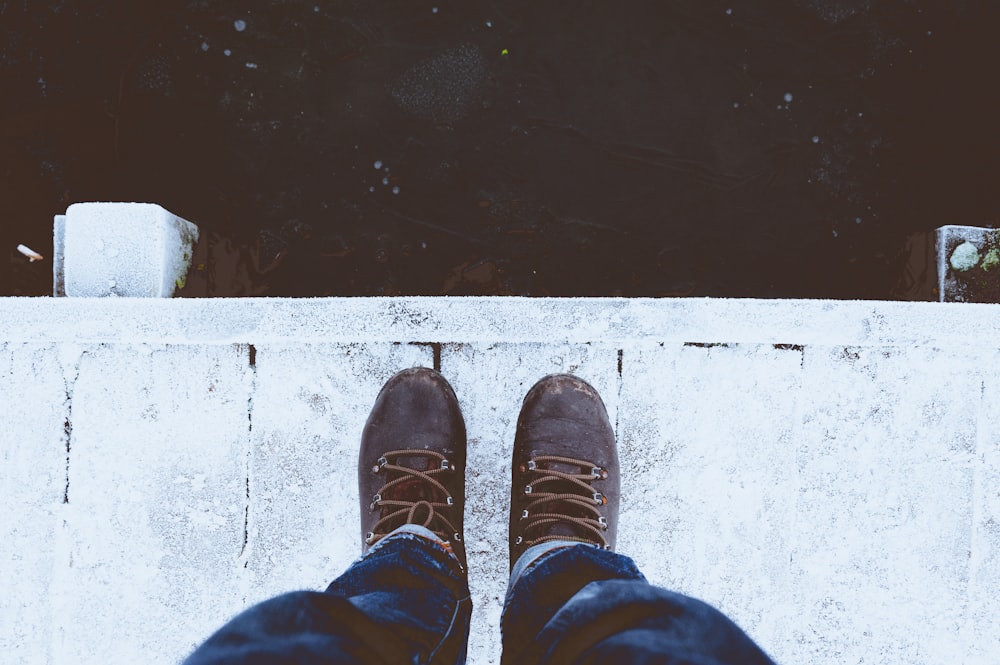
[17,244,44,262]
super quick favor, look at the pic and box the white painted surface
[0,297,998,665]
[53,344,249,663]
[244,342,430,606]
[57,203,199,298]
[0,344,67,665]
[1,297,999,345]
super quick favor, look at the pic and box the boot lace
[516,454,610,549]
[367,449,460,547]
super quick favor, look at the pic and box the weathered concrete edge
[1,297,999,347]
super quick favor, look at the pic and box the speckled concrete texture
[619,342,801,658]
[52,344,250,664]
[243,342,430,607]
[1,297,998,665]
[0,344,66,665]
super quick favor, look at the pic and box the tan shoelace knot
[367,449,461,547]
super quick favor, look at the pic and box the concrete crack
[62,404,72,505]
[774,344,806,369]
[239,344,257,569]
[409,342,442,371]
[60,349,85,505]
[615,349,623,442]
[239,475,250,559]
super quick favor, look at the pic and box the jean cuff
[507,540,592,601]
[370,524,463,568]
[385,523,439,542]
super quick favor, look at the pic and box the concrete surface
[55,203,199,298]
[1,297,998,664]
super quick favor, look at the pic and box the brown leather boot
[358,368,468,569]
[509,374,620,570]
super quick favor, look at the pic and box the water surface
[2,1,998,298]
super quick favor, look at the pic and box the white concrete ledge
[2,297,1000,346]
[2,297,999,665]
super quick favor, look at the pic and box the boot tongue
[534,464,597,539]
[546,521,584,539]
[544,459,586,475]
[389,476,442,504]
[396,452,432,469]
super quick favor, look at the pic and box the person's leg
[502,374,776,665]
[323,523,471,664]
[187,524,470,665]
[502,543,775,665]
[186,368,471,665]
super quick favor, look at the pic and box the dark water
[2,1,998,297]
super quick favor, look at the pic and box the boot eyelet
[446,496,454,506]
[372,456,388,473]
[521,509,530,519]
[440,459,451,470]
[524,485,533,495]
[527,460,537,471]
[598,516,608,528]
[369,494,382,510]
[515,536,523,545]
[365,532,376,544]
[453,532,462,542]
[591,467,607,479]
[592,492,604,505]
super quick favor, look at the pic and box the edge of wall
[1,297,998,347]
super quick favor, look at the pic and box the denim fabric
[508,539,580,591]
[184,527,471,665]
[501,543,645,664]
[501,544,778,665]
[186,538,774,665]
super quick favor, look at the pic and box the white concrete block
[244,342,431,605]
[618,342,800,663]
[55,203,199,298]
[966,360,1000,664]
[442,342,619,665]
[54,344,250,664]
[3,298,1000,348]
[0,298,997,665]
[788,345,981,664]
[0,344,68,665]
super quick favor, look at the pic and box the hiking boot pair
[358,368,619,571]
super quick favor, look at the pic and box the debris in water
[391,44,487,124]
[17,244,44,262]
[950,242,980,272]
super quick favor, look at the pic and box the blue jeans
[186,527,776,665]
